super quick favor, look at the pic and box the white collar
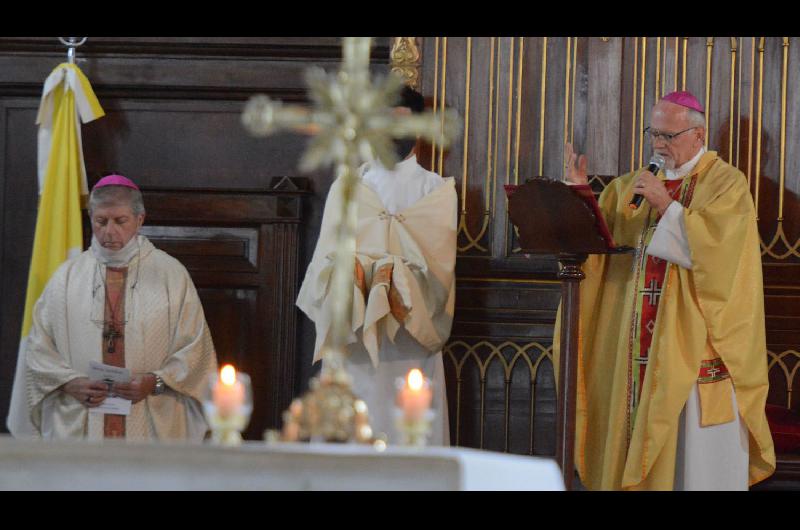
[372,154,418,174]
[665,146,706,180]
[91,234,141,267]
[395,153,418,171]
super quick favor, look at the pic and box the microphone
[629,154,666,210]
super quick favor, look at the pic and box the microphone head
[649,154,666,172]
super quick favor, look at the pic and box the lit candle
[213,364,245,418]
[397,368,432,421]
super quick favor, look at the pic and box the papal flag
[6,63,104,436]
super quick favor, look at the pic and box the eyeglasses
[643,126,697,143]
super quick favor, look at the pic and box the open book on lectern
[505,178,633,256]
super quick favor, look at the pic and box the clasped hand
[110,373,156,404]
[63,373,156,407]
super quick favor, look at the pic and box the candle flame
[220,364,237,386]
[407,368,424,391]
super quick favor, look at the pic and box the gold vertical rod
[639,37,647,168]
[506,37,515,184]
[504,379,510,453]
[705,37,714,149]
[461,37,472,212]
[486,37,496,213]
[631,37,639,173]
[479,377,485,448]
[514,37,524,184]
[538,37,548,176]
[438,37,448,176]
[736,37,743,169]
[455,370,461,446]
[492,39,501,215]
[563,37,572,172]
[682,37,689,90]
[747,37,755,188]
[779,37,788,220]
[529,381,536,455]
[570,37,578,143]
[755,37,765,218]
[729,38,737,165]
[432,37,440,171]
[655,36,662,102]
[674,37,679,92]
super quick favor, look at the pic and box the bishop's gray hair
[88,185,145,216]
[686,108,706,129]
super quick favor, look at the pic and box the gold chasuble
[555,151,775,490]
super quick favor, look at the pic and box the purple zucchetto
[92,174,140,191]
[660,91,704,114]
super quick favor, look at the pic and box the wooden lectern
[506,178,632,491]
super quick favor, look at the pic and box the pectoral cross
[103,322,123,354]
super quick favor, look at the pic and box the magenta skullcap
[92,174,140,191]
[660,91,704,113]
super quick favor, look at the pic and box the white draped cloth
[297,156,457,445]
[24,235,218,442]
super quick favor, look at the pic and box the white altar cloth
[0,435,564,491]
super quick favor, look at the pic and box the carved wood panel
[140,185,308,440]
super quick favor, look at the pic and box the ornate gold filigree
[390,37,421,90]
[761,222,800,259]
[767,349,800,409]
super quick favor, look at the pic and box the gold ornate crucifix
[241,37,459,443]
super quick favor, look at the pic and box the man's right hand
[564,142,589,186]
[61,377,109,408]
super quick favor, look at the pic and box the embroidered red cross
[641,278,662,307]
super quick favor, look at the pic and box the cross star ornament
[241,38,460,444]
[242,37,459,365]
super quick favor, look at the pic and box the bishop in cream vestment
[297,155,457,444]
[25,235,218,441]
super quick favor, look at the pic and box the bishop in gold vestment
[556,91,775,490]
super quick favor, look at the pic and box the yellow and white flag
[6,63,104,437]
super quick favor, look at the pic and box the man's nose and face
[91,203,144,250]
[648,100,705,170]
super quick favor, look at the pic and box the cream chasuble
[297,156,457,445]
[554,151,775,490]
[25,235,218,441]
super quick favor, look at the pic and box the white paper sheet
[87,361,132,416]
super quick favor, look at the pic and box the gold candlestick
[203,365,252,447]
[395,369,434,446]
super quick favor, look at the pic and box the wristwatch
[152,373,166,395]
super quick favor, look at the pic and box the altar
[0,436,564,491]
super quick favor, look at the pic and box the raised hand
[564,143,589,185]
